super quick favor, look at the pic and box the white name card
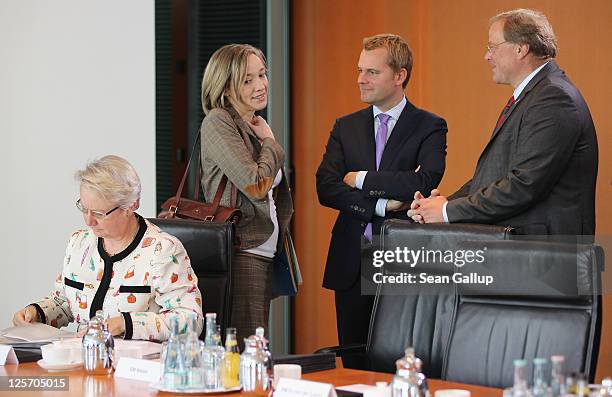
[337,383,391,397]
[275,378,338,397]
[0,345,18,365]
[114,357,161,383]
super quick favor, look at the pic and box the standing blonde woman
[200,44,293,343]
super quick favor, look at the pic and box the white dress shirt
[355,96,407,217]
[245,169,283,258]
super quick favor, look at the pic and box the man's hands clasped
[407,189,448,223]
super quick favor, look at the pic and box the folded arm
[361,118,447,201]
[316,122,377,222]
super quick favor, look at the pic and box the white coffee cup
[273,364,302,388]
[41,344,80,364]
[434,390,471,397]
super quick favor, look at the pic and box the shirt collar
[373,96,407,121]
[513,61,550,100]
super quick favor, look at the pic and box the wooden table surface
[0,362,503,396]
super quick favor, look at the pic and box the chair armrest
[314,343,366,358]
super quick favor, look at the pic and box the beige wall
[291,0,611,380]
[0,0,156,330]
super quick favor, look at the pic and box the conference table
[0,362,503,396]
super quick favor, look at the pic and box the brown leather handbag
[158,135,242,224]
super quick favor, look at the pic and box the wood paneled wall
[291,0,611,380]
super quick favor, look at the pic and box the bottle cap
[513,359,527,366]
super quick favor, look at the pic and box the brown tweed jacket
[200,106,293,251]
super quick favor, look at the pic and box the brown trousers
[231,251,273,346]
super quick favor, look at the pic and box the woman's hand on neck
[240,110,255,123]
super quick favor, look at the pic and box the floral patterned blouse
[32,214,203,341]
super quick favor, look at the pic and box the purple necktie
[364,113,391,241]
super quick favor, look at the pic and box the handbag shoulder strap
[193,129,238,207]
[172,133,201,204]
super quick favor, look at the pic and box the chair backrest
[148,218,234,336]
[369,221,512,377]
[443,240,603,388]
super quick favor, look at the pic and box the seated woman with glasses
[12,155,203,341]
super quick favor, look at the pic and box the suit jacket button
[361,222,365,227]
[369,190,374,195]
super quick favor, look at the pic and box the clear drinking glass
[184,315,205,388]
[162,316,186,390]
[159,341,168,382]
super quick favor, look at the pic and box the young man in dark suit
[409,9,598,236]
[316,34,447,360]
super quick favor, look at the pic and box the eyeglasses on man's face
[486,40,509,54]
[76,199,120,220]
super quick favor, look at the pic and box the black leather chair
[367,221,512,377]
[148,218,234,336]
[443,240,603,388]
[318,221,512,375]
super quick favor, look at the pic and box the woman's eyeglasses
[76,199,120,220]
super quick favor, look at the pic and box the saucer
[150,382,241,394]
[37,359,83,372]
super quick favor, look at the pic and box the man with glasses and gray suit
[409,9,598,237]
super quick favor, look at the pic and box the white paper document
[0,323,75,343]
[47,337,162,359]
[337,384,391,397]
[275,378,338,397]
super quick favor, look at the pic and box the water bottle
[255,327,272,388]
[550,355,565,397]
[414,355,429,396]
[574,373,589,397]
[531,358,548,397]
[82,310,114,375]
[163,316,186,389]
[504,359,529,397]
[390,347,429,397]
[222,327,240,389]
[599,377,612,396]
[202,313,223,389]
[184,314,204,388]
[204,313,216,345]
[240,328,271,396]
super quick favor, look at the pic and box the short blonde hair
[201,44,267,115]
[363,34,413,88]
[491,9,557,59]
[75,155,141,209]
